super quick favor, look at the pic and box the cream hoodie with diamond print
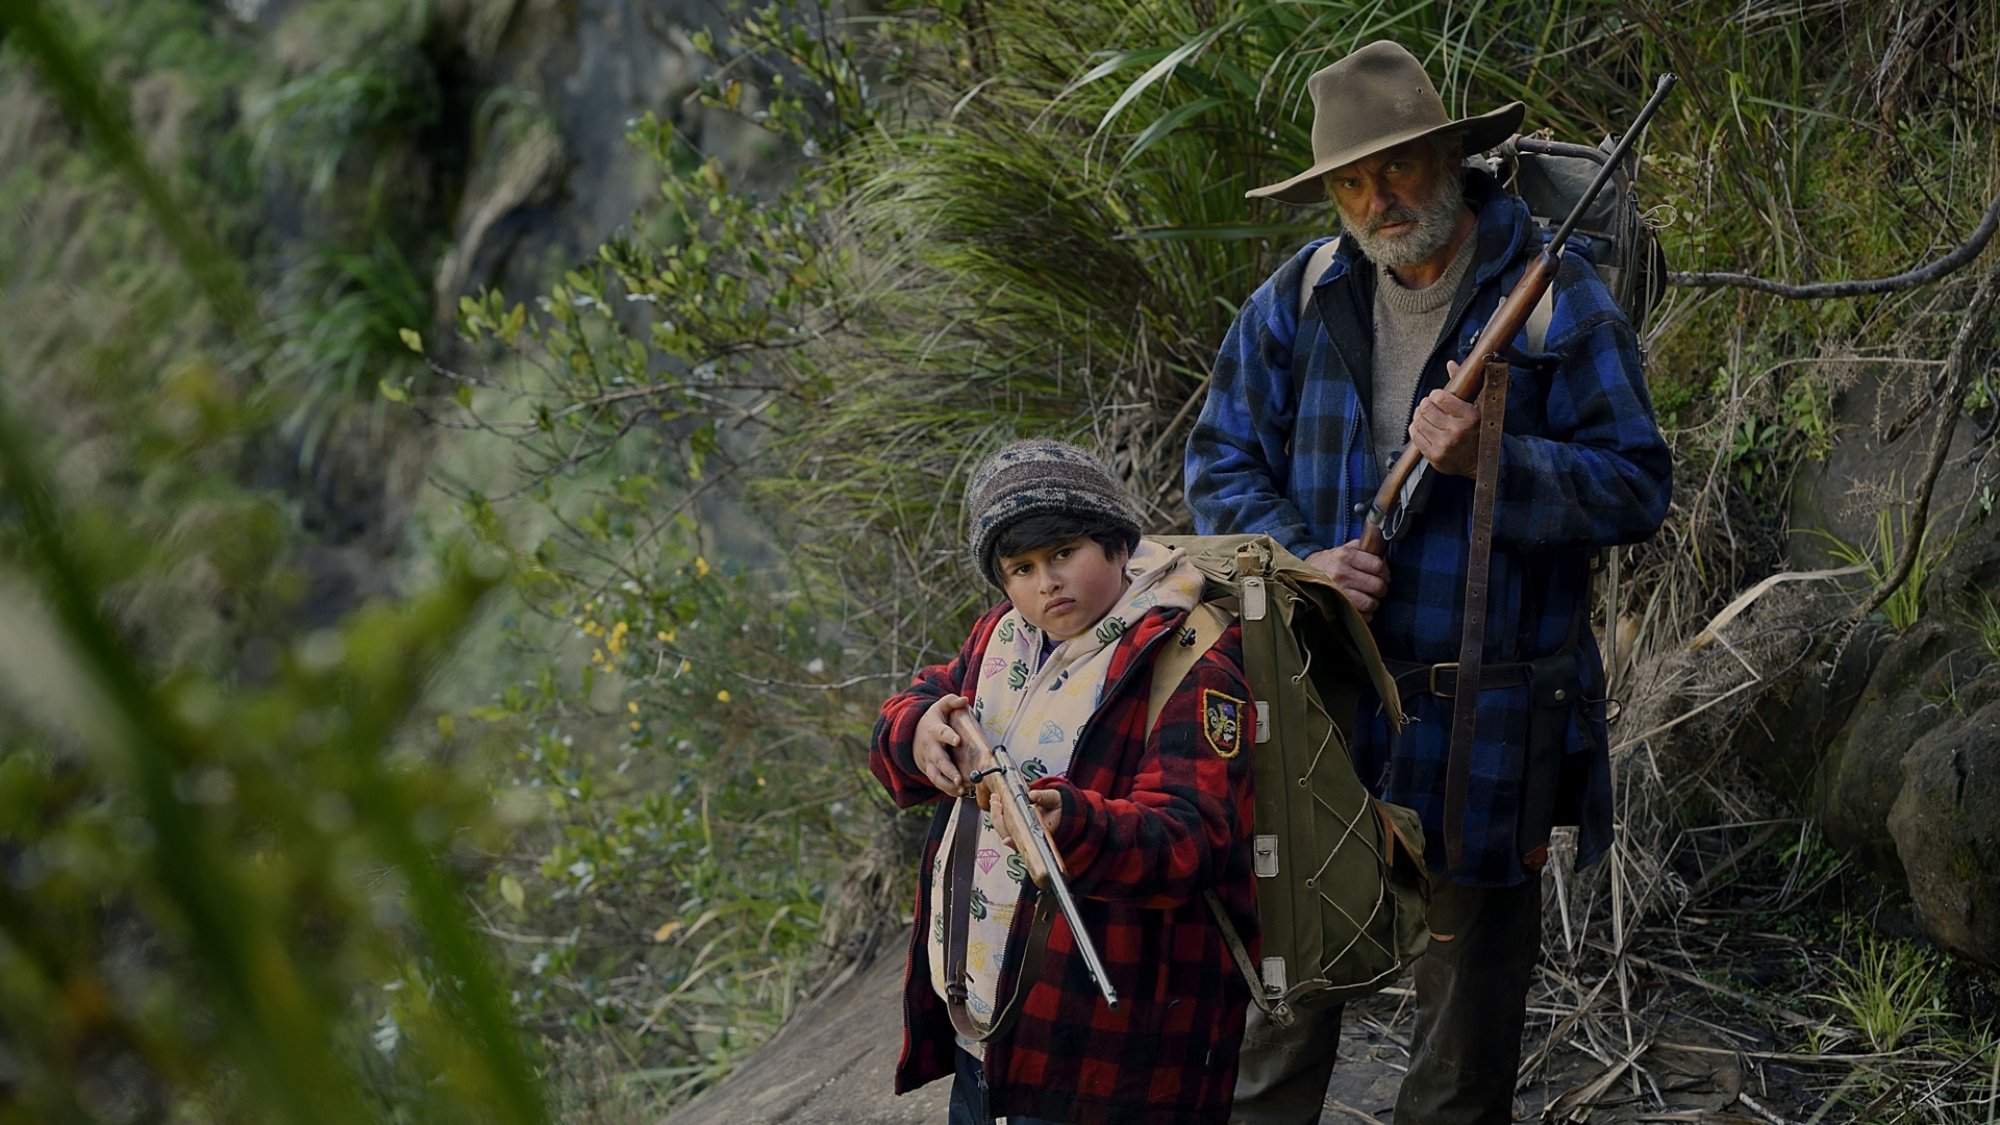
[924,540,1203,1052]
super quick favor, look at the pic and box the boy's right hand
[915,694,974,796]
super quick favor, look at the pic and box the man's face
[997,537,1132,643]
[1324,138,1465,269]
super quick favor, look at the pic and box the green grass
[1812,935,1948,1053]
[1967,591,2000,668]
[1801,494,1951,631]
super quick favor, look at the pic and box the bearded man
[1183,40,1672,1125]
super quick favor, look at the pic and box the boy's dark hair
[990,511,1139,573]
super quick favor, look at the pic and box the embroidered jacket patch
[1202,689,1245,758]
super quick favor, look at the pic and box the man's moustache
[1366,209,1421,234]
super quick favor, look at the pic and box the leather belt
[1382,657,1531,700]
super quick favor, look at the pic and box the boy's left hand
[993,788,1062,852]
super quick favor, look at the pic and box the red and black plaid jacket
[871,601,1258,1125]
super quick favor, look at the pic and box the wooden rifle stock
[947,709,1121,1011]
[1358,251,1558,556]
[1358,73,1677,558]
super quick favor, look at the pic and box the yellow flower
[627,701,639,714]
[716,689,731,703]
[694,556,711,579]
[629,721,641,732]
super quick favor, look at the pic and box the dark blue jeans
[949,1047,1061,1125]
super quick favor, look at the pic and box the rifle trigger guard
[1375,501,1408,544]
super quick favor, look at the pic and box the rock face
[1890,696,2000,967]
[1769,356,2000,964]
[1813,618,1978,879]
[1817,528,2000,966]
[665,953,947,1124]
[1632,352,2000,967]
[215,0,775,627]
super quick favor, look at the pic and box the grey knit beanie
[964,439,1143,589]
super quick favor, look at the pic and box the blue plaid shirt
[1185,170,1671,886]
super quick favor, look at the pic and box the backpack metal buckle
[1428,662,1460,699]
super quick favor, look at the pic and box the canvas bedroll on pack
[1495,133,1670,348]
[1146,534,1431,1025]
[1295,132,1669,353]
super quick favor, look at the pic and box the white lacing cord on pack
[1293,664,1397,967]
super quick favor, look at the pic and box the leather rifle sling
[1444,358,1509,874]
[942,791,1056,1043]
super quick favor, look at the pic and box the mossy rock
[1813,618,1999,877]
[1889,694,2000,967]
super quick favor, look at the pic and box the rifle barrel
[1359,73,1677,558]
[1547,74,1677,250]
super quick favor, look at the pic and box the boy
[870,439,1259,1125]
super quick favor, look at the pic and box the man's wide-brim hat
[1248,40,1525,206]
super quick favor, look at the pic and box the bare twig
[1671,191,2000,299]
[1320,1098,1385,1124]
[1739,1090,1799,1125]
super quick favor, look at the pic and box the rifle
[1357,74,1678,557]
[947,708,1121,1012]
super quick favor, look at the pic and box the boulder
[1813,619,1973,878]
[1889,693,2000,968]
[1726,597,1886,801]
[1620,578,1883,817]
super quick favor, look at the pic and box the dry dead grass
[1500,575,1997,1124]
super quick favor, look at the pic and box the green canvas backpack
[1145,534,1431,1025]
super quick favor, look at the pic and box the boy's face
[996,537,1132,643]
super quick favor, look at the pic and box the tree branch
[1670,191,2000,299]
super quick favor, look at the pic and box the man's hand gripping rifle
[947,709,1121,1012]
[1357,73,1678,558]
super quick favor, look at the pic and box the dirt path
[662,953,1782,1124]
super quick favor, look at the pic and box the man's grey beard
[1342,171,1465,270]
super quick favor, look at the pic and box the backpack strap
[1524,285,1556,353]
[942,795,1057,1043]
[1149,603,1300,1026]
[1204,889,1295,1028]
[1145,601,1232,735]
[1443,359,1511,875]
[1295,237,1342,326]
